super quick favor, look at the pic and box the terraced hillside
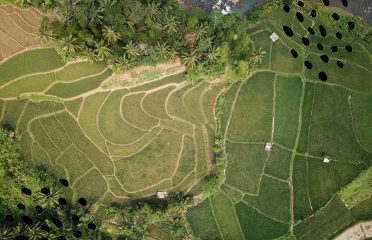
[187,3,372,240]
[0,47,225,206]
[0,4,41,62]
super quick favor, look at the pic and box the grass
[0,72,55,98]
[293,196,353,240]
[293,155,313,221]
[339,167,372,208]
[308,84,367,162]
[225,142,267,193]
[187,199,222,240]
[1,99,27,130]
[31,141,51,167]
[235,201,289,240]
[264,146,292,180]
[194,126,208,179]
[274,76,302,148]
[297,82,316,154]
[220,82,240,136]
[209,191,245,240]
[351,92,372,151]
[0,48,64,85]
[227,72,274,142]
[114,129,182,191]
[244,176,291,222]
[350,197,372,220]
[121,93,159,130]
[56,111,114,175]
[55,61,107,82]
[166,84,194,122]
[201,82,225,129]
[56,146,93,183]
[64,98,83,118]
[73,168,108,201]
[182,81,211,124]
[250,30,272,69]
[220,184,243,203]
[46,68,112,98]
[270,40,303,73]
[107,127,162,158]
[98,89,146,144]
[130,72,184,92]
[142,85,176,119]
[0,28,23,59]
[39,115,72,150]
[171,136,196,186]
[78,92,110,154]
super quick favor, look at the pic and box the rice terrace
[0,0,371,239]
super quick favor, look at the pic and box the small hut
[323,155,331,163]
[157,191,167,199]
[264,142,273,152]
[270,32,279,42]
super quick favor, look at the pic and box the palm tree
[82,47,99,63]
[102,26,121,44]
[163,16,179,33]
[250,47,267,65]
[15,0,31,7]
[26,223,45,240]
[36,18,55,43]
[206,46,220,63]
[94,40,112,61]
[0,227,15,240]
[155,43,171,61]
[193,24,207,41]
[123,41,140,59]
[145,2,160,21]
[57,0,80,24]
[38,187,60,208]
[88,5,104,24]
[181,50,200,69]
[58,34,80,57]
[114,55,135,72]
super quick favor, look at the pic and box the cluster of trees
[10,0,271,83]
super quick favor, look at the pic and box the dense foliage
[10,0,270,83]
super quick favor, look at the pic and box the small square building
[157,191,167,199]
[323,156,331,163]
[264,142,273,152]
[270,32,279,42]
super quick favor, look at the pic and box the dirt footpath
[334,221,372,240]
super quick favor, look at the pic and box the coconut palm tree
[181,50,200,69]
[0,227,15,240]
[88,5,104,24]
[145,2,160,21]
[206,46,220,63]
[94,40,112,61]
[26,223,45,240]
[114,55,135,72]
[15,0,31,7]
[193,24,207,41]
[123,41,140,59]
[36,18,55,43]
[163,16,179,33]
[38,187,60,208]
[58,34,80,57]
[155,42,171,61]
[102,26,121,44]
[250,47,267,65]
[57,0,80,24]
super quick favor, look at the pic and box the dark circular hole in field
[311,9,317,17]
[58,198,67,205]
[291,49,298,58]
[348,22,355,30]
[331,46,338,52]
[296,12,304,22]
[15,236,28,240]
[283,4,290,12]
[59,179,69,187]
[319,72,327,81]
[283,26,294,37]
[304,61,313,69]
[317,43,324,50]
[51,217,63,228]
[5,215,14,222]
[337,60,344,68]
[302,37,310,46]
[35,205,43,214]
[21,215,33,225]
[319,25,327,37]
[41,187,50,196]
[72,214,80,222]
[342,0,348,7]
[17,203,26,210]
[78,197,87,206]
[21,187,32,195]
[323,0,330,6]
[320,55,329,63]
[74,231,82,238]
[88,222,96,230]
[345,45,353,52]
[308,27,315,35]
[298,1,304,7]
[58,237,66,240]
[41,224,50,232]
[332,13,340,21]
[336,32,343,39]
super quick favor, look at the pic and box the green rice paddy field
[0,2,371,240]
